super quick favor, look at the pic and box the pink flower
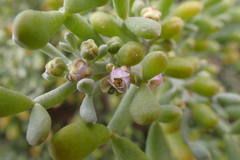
[108,67,130,93]
[148,74,163,89]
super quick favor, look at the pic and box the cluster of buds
[80,39,98,60]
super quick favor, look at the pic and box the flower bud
[106,36,123,54]
[45,57,67,77]
[68,59,92,81]
[160,16,184,39]
[125,17,161,39]
[117,41,144,66]
[64,32,77,50]
[80,39,98,60]
[142,51,168,81]
[77,78,95,95]
[173,1,203,19]
[141,6,162,21]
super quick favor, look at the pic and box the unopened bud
[80,39,98,60]
[68,59,92,81]
[106,36,123,54]
[45,57,67,77]
[141,6,162,21]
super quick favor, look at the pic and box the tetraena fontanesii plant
[1,0,240,159]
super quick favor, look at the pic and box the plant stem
[40,43,71,64]
[34,81,77,109]
[107,84,138,135]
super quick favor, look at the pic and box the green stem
[34,81,77,109]
[39,43,71,64]
[107,84,138,135]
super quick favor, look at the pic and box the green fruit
[63,0,109,14]
[125,17,161,39]
[13,10,65,50]
[130,83,161,125]
[49,122,111,160]
[111,134,151,160]
[191,76,220,97]
[215,92,240,107]
[89,11,122,37]
[191,103,219,129]
[164,57,194,79]
[117,41,144,66]
[0,86,35,117]
[145,122,175,160]
[26,103,51,146]
[158,105,182,123]
[160,16,184,39]
[142,51,168,81]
